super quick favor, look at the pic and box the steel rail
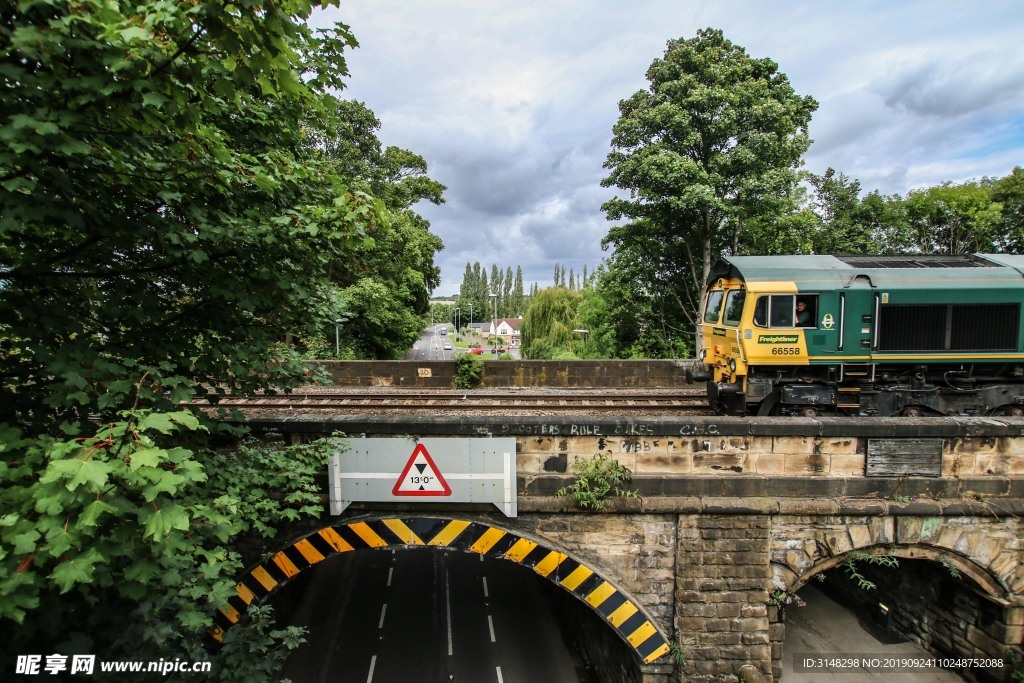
[187,391,710,412]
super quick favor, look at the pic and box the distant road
[277,549,590,683]
[406,325,457,361]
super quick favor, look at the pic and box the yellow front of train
[694,277,812,415]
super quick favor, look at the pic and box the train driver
[796,299,814,327]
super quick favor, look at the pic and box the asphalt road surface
[275,548,592,683]
[406,326,456,361]
[781,583,964,682]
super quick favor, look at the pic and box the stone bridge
[232,414,1024,682]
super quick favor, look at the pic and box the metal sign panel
[866,438,942,477]
[329,438,517,517]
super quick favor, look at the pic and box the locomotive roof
[708,254,1024,290]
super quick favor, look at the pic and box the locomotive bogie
[697,254,1024,416]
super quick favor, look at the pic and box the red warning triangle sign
[392,443,452,497]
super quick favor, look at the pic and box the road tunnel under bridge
[212,516,673,683]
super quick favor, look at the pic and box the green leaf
[142,503,190,540]
[137,413,177,434]
[129,447,166,470]
[123,559,162,585]
[42,457,112,491]
[79,499,117,527]
[141,470,186,501]
[118,26,151,42]
[50,548,104,593]
[12,529,40,554]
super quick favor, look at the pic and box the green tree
[512,266,525,315]
[904,181,1002,254]
[309,100,445,359]
[592,254,693,358]
[804,168,880,254]
[601,28,817,339]
[0,0,378,673]
[1,0,382,426]
[992,167,1024,252]
[521,287,583,359]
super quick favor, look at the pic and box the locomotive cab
[699,278,830,415]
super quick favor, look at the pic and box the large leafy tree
[1,0,382,424]
[601,28,817,338]
[313,100,446,359]
[520,287,583,359]
[991,166,1024,252]
[904,180,1003,254]
[1,0,382,674]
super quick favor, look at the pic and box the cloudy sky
[312,1,1024,296]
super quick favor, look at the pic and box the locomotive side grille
[879,304,1020,352]
[951,304,1019,351]
[878,306,945,351]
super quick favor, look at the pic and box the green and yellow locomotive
[691,254,1024,416]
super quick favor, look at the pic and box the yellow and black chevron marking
[211,517,671,664]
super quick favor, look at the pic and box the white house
[491,317,522,347]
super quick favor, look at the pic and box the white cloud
[313,0,1024,294]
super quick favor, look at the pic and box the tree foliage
[601,28,817,340]
[310,100,446,359]
[521,287,583,359]
[0,0,384,674]
[1,409,333,677]
[457,261,525,323]
[904,180,1004,254]
[1,0,387,425]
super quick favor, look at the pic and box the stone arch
[210,515,671,665]
[785,544,1008,602]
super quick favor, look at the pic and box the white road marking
[366,655,377,683]
[488,614,496,643]
[378,604,387,629]
[482,576,489,598]
[496,666,504,683]
[446,570,453,656]
[387,567,393,587]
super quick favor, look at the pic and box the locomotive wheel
[992,405,1024,417]
[755,391,781,416]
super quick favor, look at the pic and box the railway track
[188,390,712,415]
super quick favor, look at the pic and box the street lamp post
[453,307,461,336]
[490,293,498,353]
[573,328,589,350]
[335,318,350,357]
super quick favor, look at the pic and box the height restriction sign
[392,443,451,496]
[329,437,517,517]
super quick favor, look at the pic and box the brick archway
[211,515,671,665]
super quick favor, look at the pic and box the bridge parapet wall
[317,359,696,387]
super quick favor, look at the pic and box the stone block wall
[675,515,773,682]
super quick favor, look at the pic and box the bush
[453,354,484,389]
